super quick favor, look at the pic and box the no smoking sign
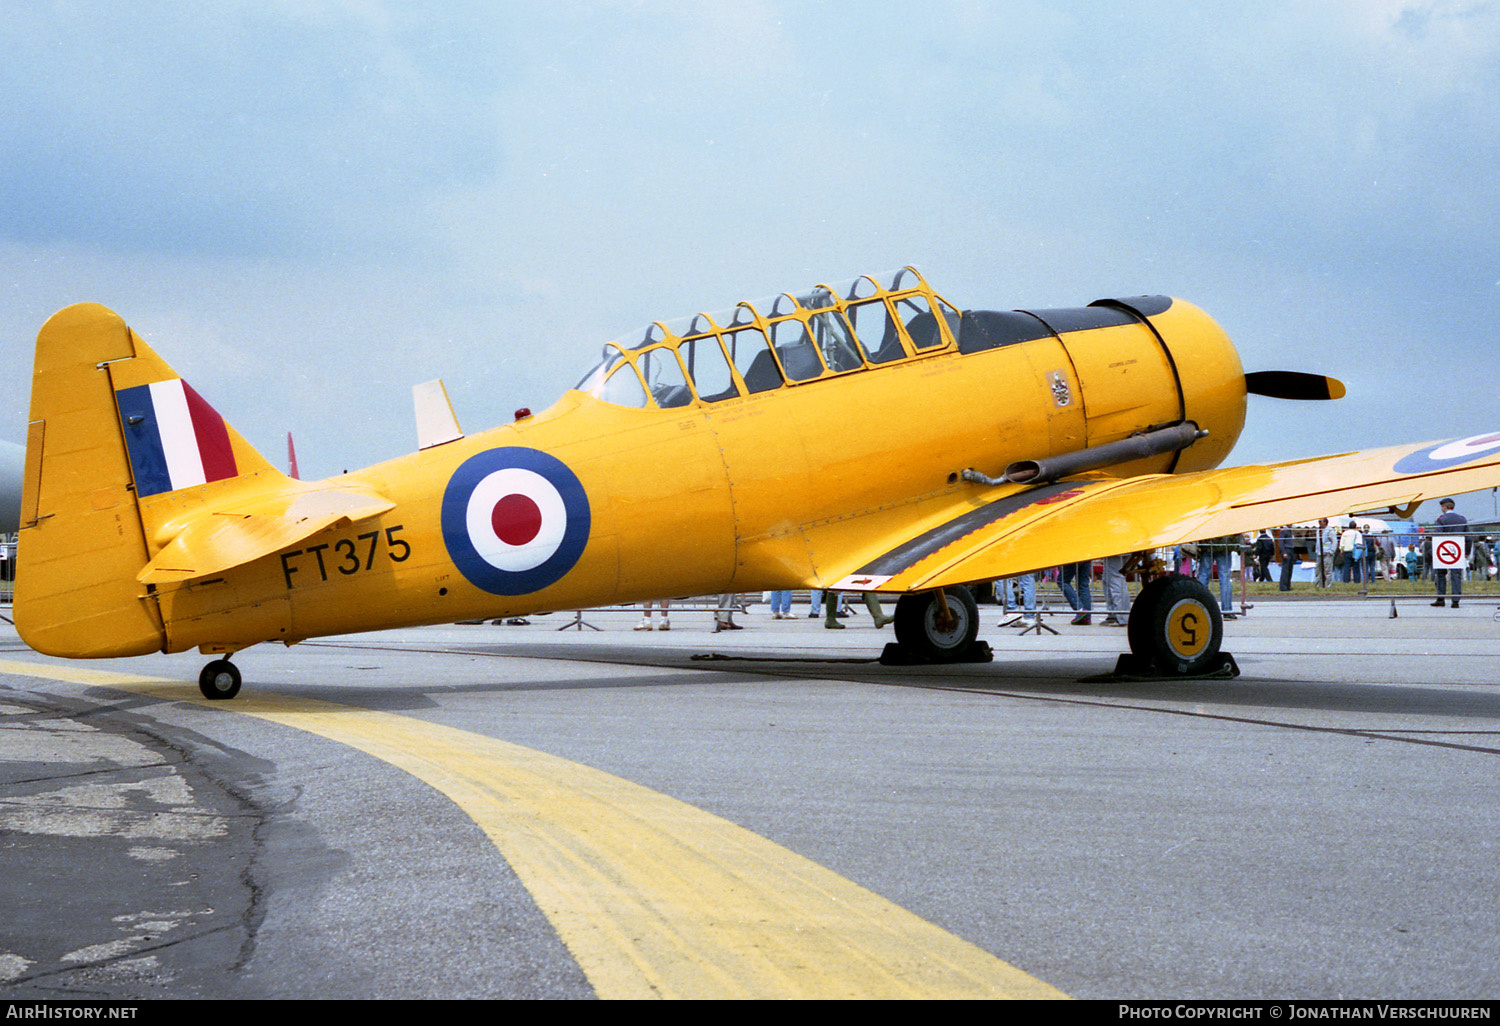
[1433,537,1468,570]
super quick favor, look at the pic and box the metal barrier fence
[1245,524,1497,597]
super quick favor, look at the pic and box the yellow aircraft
[15,268,1500,698]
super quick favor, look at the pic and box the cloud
[0,2,506,257]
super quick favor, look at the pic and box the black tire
[1127,574,1223,675]
[894,588,980,662]
[1126,574,1180,658]
[198,659,242,700]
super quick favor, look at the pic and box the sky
[4,0,1500,521]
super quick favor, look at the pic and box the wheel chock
[879,640,994,666]
[1097,651,1241,681]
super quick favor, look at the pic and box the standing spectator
[819,590,849,629]
[1403,543,1422,581]
[809,589,848,620]
[1430,499,1468,608]
[999,573,1038,626]
[1338,521,1363,584]
[861,592,895,628]
[1100,554,1129,626]
[713,594,742,631]
[1195,535,1239,618]
[1276,524,1297,591]
[1379,532,1397,581]
[1253,530,1275,583]
[1470,535,1494,581]
[1318,518,1337,587]
[1059,560,1093,625]
[637,598,670,631]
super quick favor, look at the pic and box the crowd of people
[1265,501,1495,596]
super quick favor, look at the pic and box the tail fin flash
[115,378,247,496]
[15,304,280,657]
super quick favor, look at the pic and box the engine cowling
[963,295,1247,476]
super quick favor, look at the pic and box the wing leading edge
[825,432,1500,593]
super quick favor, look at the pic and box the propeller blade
[1245,371,1347,401]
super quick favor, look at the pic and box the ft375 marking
[280,525,411,589]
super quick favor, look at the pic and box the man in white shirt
[1318,518,1337,587]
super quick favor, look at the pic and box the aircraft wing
[824,433,1500,592]
[138,484,395,585]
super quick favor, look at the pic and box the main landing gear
[198,659,242,700]
[881,575,1236,677]
[884,587,993,664]
[1119,573,1237,677]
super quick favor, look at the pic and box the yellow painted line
[0,658,1068,1000]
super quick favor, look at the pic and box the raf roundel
[1392,432,1500,476]
[441,448,591,595]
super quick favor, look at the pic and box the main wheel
[893,588,980,662]
[198,659,242,700]
[1127,574,1222,675]
[1126,575,1179,659]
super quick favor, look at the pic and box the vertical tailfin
[15,303,278,657]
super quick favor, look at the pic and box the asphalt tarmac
[1,594,1497,1000]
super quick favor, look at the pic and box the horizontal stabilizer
[138,484,394,584]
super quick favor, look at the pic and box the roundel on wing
[1392,432,1500,475]
[441,447,590,595]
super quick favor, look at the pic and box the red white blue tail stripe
[115,379,239,497]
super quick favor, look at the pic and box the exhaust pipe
[963,421,1206,487]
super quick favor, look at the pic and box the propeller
[1245,370,1346,401]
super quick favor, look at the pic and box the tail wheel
[894,588,980,662]
[1127,574,1222,675]
[198,659,242,700]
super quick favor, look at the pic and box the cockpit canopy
[573,268,961,409]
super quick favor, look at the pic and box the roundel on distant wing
[1392,432,1500,475]
[441,448,590,595]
